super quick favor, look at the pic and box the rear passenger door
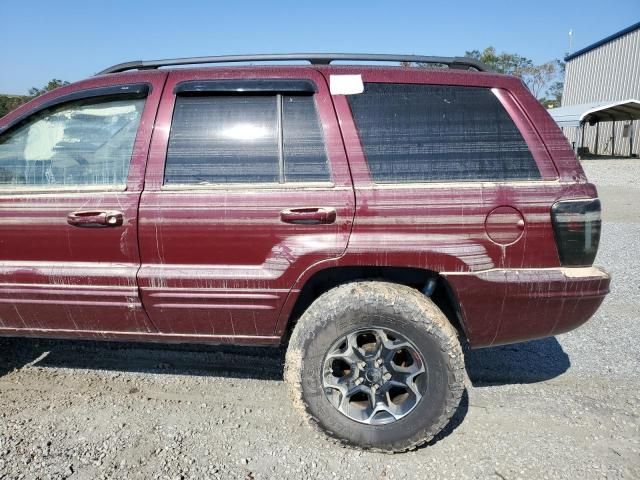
[138,69,354,338]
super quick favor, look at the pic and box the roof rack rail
[97,53,491,75]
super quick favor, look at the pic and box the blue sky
[1,0,638,94]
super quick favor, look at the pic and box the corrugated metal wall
[562,27,640,156]
[562,121,636,157]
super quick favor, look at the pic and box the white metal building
[551,22,640,157]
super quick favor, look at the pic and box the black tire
[284,281,465,452]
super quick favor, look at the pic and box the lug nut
[354,378,363,385]
[383,372,392,381]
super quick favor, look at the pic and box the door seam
[134,73,169,333]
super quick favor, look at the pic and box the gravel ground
[1,159,639,480]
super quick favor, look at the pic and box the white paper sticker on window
[329,75,364,95]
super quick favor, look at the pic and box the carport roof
[548,99,640,128]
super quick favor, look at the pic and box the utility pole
[568,29,573,53]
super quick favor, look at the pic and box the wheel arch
[277,265,468,345]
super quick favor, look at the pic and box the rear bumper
[443,266,611,348]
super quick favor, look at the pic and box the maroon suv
[0,54,610,451]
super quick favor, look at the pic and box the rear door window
[347,83,540,183]
[165,94,330,185]
[282,96,329,182]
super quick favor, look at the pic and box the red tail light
[551,199,601,267]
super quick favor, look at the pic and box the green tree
[402,47,563,107]
[542,60,566,108]
[523,61,558,99]
[0,79,70,118]
[0,95,30,118]
[28,78,70,97]
[466,47,564,107]
[464,46,533,76]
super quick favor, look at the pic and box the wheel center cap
[365,368,382,383]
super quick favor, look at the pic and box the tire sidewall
[297,285,458,449]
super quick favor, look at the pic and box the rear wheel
[284,281,465,452]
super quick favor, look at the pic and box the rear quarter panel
[280,67,601,347]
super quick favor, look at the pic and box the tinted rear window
[282,96,329,182]
[165,94,329,185]
[166,96,280,184]
[347,83,540,183]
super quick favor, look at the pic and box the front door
[0,74,164,334]
[138,68,354,339]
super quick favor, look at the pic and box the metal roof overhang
[548,99,640,128]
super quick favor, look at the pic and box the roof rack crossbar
[97,53,491,75]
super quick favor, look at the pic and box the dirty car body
[0,54,610,451]
[0,61,609,347]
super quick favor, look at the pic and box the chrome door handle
[280,207,337,225]
[67,210,124,228]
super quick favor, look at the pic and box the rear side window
[0,97,145,187]
[283,96,329,182]
[165,94,329,185]
[347,83,540,183]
